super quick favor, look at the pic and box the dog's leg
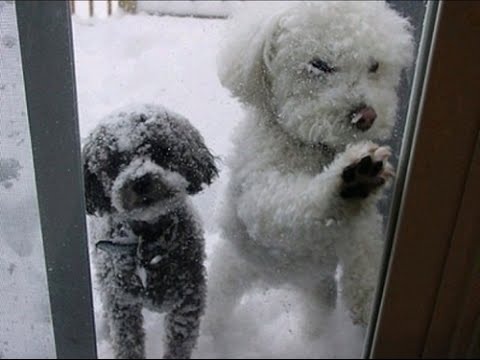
[203,240,257,344]
[163,281,206,359]
[98,252,146,359]
[105,298,145,359]
[297,260,338,339]
[303,276,337,337]
[333,142,392,327]
[337,217,383,328]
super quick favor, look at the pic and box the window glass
[72,1,427,357]
[0,1,56,357]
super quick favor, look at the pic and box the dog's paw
[340,144,394,199]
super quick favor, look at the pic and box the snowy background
[0,1,56,357]
[72,9,364,359]
[136,0,243,18]
[0,1,365,358]
[0,0,424,357]
[72,3,363,359]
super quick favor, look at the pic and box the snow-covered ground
[137,0,243,18]
[0,1,56,357]
[72,12,363,359]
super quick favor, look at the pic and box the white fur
[207,0,413,343]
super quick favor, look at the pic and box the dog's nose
[133,175,153,195]
[351,106,377,131]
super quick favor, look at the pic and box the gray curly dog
[82,104,218,359]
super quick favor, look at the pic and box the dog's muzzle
[111,158,188,221]
[120,173,175,211]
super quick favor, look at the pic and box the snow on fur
[83,104,217,359]
[72,10,411,358]
[0,158,22,188]
[206,1,414,350]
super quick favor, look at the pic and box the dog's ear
[180,138,218,195]
[217,4,286,108]
[81,137,112,215]
[83,162,111,215]
[152,120,218,195]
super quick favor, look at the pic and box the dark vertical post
[15,1,97,358]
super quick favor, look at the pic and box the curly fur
[82,104,217,359]
[206,0,414,340]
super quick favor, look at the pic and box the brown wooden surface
[371,1,480,358]
[443,134,480,359]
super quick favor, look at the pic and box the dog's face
[83,104,218,220]
[218,1,414,148]
[115,166,177,212]
[110,157,190,222]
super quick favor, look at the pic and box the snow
[0,1,56,357]
[72,12,363,359]
[150,255,163,265]
[0,158,21,188]
[137,0,244,18]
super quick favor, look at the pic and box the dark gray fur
[82,104,217,359]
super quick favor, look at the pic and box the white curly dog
[206,0,414,342]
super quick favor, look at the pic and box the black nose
[351,106,377,131]
[132,175,153,195]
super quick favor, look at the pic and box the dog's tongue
[351,106,377,131]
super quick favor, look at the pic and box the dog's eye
[307,58,336,75]
[369,61,379,73]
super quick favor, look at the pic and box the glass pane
[72,1,429,358]
[0,0,56,357]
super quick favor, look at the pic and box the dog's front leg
[100,249,147,359]
[163,283,206,359]
[106,299,145,359]
[333,141,394,327]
